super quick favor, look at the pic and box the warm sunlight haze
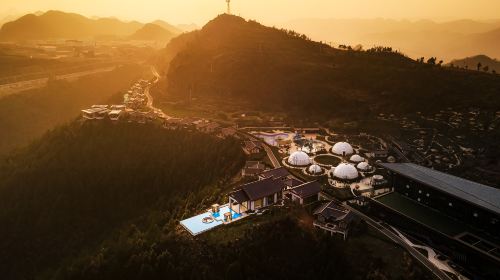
[3,0,500,23]
[0,1,499,280]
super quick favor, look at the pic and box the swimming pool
[180,205,242,236]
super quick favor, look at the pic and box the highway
[0,66,116,98]
[143,66,169,119]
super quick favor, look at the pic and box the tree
[477,62,482,71]
[426,57,436,65]
[483,66,489,72]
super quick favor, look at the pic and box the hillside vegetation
[157,15,500,118]
[0,64,144,156]
[0,121,245,279]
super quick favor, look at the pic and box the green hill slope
[157,15,500,118]
[0,121,245,279]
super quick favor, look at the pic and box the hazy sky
[2,0,500,25]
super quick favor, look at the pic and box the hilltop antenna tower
[226,0,231,15]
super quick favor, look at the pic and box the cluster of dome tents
[286,141,373,179]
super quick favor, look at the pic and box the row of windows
[403,192,480,218]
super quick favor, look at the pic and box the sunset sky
[2,0,500,25]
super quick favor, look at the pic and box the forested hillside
[0,121,245,279]
[156,15,500,118]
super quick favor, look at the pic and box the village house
[313,201,354,240]
[243,140,264,155]
[198,122,221,134]
[283,181,321,205]
[229,177,286,214]
[258,166,291,181]
[219,127,238,138]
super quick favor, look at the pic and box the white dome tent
[332,142,354,156]
[308,164,323,175]
[357,162,371,171]
[350,154,365,163]
[333,163,359,180]
[288,151,311,166]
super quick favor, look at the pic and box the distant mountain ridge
[449,55,500,73]
[285,18,500,60]
[129,23,175,41]
[151,20,183,34]
[0,10,182,41]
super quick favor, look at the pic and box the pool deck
[180,204,246,236]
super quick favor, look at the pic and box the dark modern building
[379,163,499,236]
[374,163,500,277]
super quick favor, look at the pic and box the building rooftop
[290,181,322,198]
[259,167,291,180]
[230,177,285,202]
[283,178,304,188]
[314,201,350,221]
[243,140,263,151]
[378,163,500,216]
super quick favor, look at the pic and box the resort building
[243,140,264,155]
[220,127,238,138]
[349,154,365,163]
[164,118,183,129]
[259,167,292,181]
[373,162,500,270]
[373,150,389,158]
[81,107,108,120]
[333,163,359,181]
[283,177,305,188]
[308,164,323,175]
[284,181,321,205]
[229,177,286,214]
[288,151,311,166]
[379,163,500,237]
[242,161,266,178]
[198,122,221,134]
[332,142,354,156]
[356,162,372,172]
[108,110,123,121]
[313,201,354,240]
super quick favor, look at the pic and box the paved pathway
[241,132,281,168]
[343,204,453,280]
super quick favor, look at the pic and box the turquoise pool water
[180,206,242,236]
